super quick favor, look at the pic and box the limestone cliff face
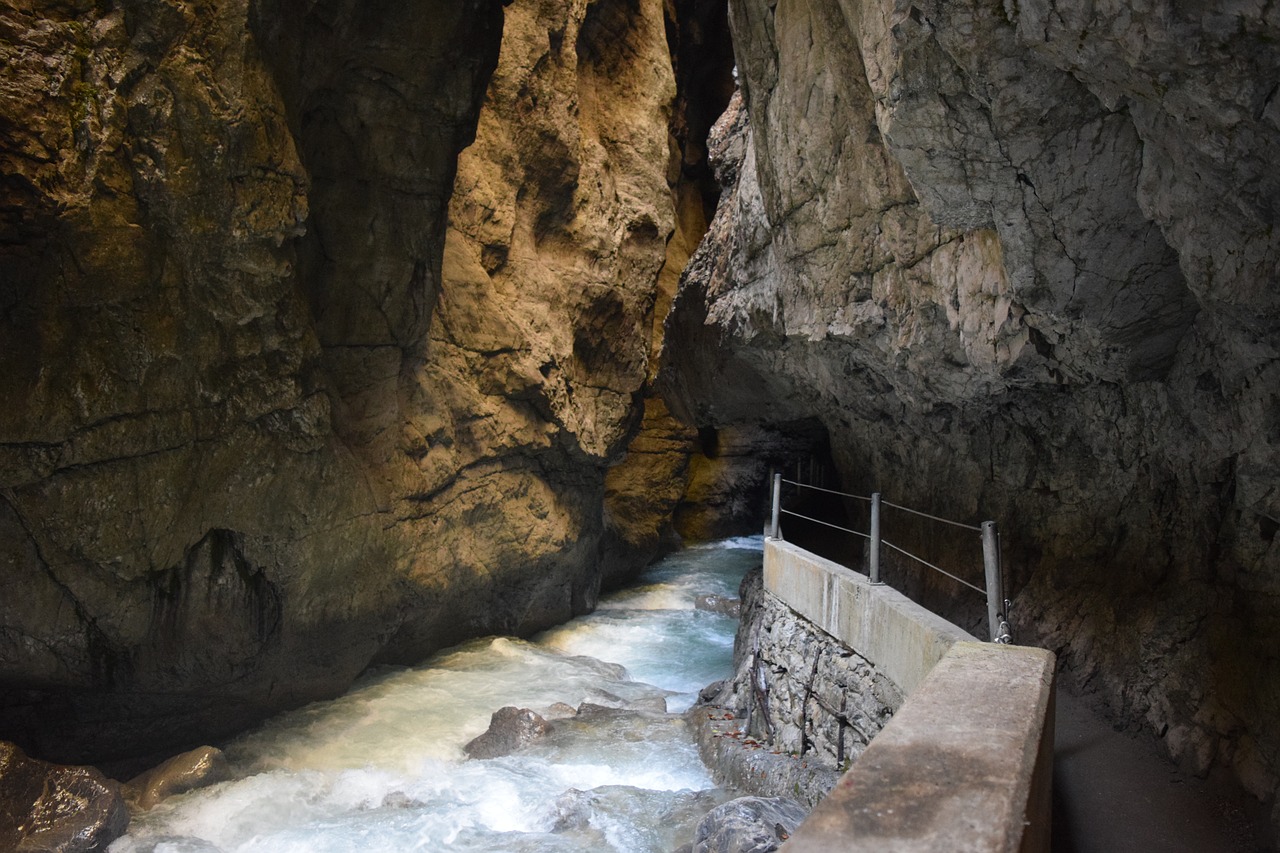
[396,0,681,646]
[0,0,677,765]
[663,0,1280,819]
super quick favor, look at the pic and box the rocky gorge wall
[0,0,691,768]
[5,0,1279,835]
[661,0,1280,825]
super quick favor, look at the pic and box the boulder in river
[123,746,231,811]
[464,707,552,759]
[690,796,808,853]
[0,741,129,852]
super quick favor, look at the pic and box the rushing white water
[109,537,762,853]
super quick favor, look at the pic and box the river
[108,537,761,853]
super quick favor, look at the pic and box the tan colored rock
[123,746,229,811]
[425,0,683,608]
[598,397,697,587]
[0,0,681,767]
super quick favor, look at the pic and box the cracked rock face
[0,0,677,765]
[662,0,1280,820]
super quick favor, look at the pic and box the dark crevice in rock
[594,0,739,585]
[250,0,505,380]
[667,0,738,221]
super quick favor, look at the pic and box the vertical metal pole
[770,473,782,539]
[982,521,1004,642]
[869,492,882,584]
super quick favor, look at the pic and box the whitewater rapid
[109,537,762,853]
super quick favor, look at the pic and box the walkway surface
[1052,689,1267,852]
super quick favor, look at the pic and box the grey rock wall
[662,0,1280,821]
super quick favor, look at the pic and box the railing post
[869,492,882,584]
[982,520,1007,642]
[769,472,782,539]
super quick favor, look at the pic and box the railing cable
[880,540,987,596]
[766,470,1009,641]
[880,499,982,532]
[780,508,872,540]
[781,478,873,503]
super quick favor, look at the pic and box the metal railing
[768,472,1011,643]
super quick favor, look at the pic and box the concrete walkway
[1052,689,1266,852]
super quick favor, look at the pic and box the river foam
[109,537,761,853]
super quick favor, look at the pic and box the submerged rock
[555,785,732,850]
[695,594,742,618]
[464,707,552,759]
[690,796,808,853]
[578,687,669,715]
[123,746,230,811]
[551,788,595,833]
[0,741,128,852]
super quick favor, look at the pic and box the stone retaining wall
[712,569,902,773]
[743,539,1055,852]
[763,540,978,695]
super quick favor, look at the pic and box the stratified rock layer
[0,0,677,765]
[662,0,1280,821]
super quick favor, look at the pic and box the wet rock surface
[661,0,1280,822]
[687,704,841,811]
[694,594,741,618]
[690,796,808,853]
[0,741,129,852]
[464,707,553,760]
[122,746,230,811]
[554,785,731,849]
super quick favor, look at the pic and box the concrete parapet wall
[783,642,1055,852]
[763,539,977,695]
[764,539,1055,852]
